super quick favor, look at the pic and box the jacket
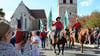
[52,21,64,29]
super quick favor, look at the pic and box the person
[31,31,41,56]
[15,23,23,50]
[52,17,64,44]
[72,18,81,41]
[40,29,47,48]
[10,32,16,47]
[0,20,32,56]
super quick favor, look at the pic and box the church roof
[29,10,46,19]
[23,2,46,19]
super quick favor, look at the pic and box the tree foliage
[0,8,5,17]
[79,11,100,28]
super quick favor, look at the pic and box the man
[0,20,31,56]
[52,17,64,44]
[40,29,47,48]
[72,18,81,41]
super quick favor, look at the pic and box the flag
[64,11,70,29]
[40,19,44,31]
[47,9,52,31]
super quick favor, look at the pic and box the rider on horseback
[72,18,81,42]
[52,17,64,44]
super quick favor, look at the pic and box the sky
[0,0,100,21]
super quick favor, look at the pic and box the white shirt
[31,36,41,47]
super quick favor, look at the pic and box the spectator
[31,31,41,56]
[40,29,47,48]
[0,20,31,56]
[10,32,16,47]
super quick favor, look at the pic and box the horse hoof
[62,53,64,55]
[57,53,60,55]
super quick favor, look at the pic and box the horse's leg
[69,38,71,48]
[62,44,65,55]
[53,44,56,54]
[57,43,60,55]
[81,44,83,53]
[72,37,74,48]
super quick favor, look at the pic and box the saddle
[51,30,61,44]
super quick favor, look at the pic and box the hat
[56,17,61,21]
[0,20,12,37]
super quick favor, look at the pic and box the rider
[72,18,81,41]
[52,17,64,44]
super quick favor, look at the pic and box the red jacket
[52,21,64,29]
[16,31,23,43]
[40,32,47,38]
[72,22,81,29]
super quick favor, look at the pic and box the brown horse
[69,28,76,48]
[78,28,91,53]
[47,29,69,55]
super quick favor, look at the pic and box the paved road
[40,43,100,56]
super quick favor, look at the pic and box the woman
[31,31,41,56]
[0,20,31,56]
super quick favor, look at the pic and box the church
[58,0,77,21]
[10,1,47,31]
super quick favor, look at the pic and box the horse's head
[59,28,70,39]
[65,28,70,36]
[87,28,92,35]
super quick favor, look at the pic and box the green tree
[87,11,100,28]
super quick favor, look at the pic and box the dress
[31,36,41,56]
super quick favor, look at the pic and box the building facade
[11,1,47,31]
[58,0,77,21]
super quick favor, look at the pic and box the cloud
[5,11,14,21]
[80,0,93,7]
[78,14,83,17]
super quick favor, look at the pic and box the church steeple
[58,0,77,21]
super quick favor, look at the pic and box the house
[10,1,47,31]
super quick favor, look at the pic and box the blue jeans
[41,38,46,48]
[54,29,61,41]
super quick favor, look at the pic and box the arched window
[63,0,66,4]
[70,0,73,4]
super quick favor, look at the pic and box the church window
[63,0,66,4]
[70,0,73,4]
[70,12,71,15]
[25,18,27,30]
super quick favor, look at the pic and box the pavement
[40,42,100,56]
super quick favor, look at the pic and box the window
[25,18,27,30]
[63,0,66,4]
[70,0,73,4]
[70,12,71,15]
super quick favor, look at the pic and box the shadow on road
[40,52,47,56]
[75,54,97,56]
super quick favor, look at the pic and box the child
[31,31,41,56]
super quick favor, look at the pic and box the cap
[0,20,12,37]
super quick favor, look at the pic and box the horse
[69,28,76,48]
[47,28,69,55]
[78,28,91,53]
